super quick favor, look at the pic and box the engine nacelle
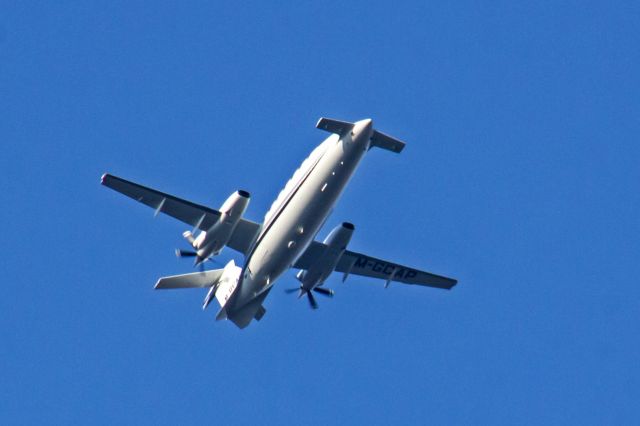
[190,190,250,260]
[296,222,354,288]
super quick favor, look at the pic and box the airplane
[101,117,457,329]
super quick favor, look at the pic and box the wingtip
[100,173,109,185]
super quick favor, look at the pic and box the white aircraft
[102,118,457,329]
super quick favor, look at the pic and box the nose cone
[352,118,373,141]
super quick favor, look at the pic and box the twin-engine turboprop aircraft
[102,117,457,329]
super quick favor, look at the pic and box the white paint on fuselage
[225,119,373,318]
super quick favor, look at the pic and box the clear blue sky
[1,1,638,424]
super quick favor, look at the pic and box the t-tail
[315,117,406,153]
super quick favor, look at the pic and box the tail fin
[316,117,405,153]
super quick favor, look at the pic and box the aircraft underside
[102,117,457,329]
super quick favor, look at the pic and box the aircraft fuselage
[224,119,374,327]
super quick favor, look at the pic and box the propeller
[312,287,334,297]
[177,229,209,271]
[285,285,334,309]
[175,249,197,258]
[306,291,318,310]
[175,248,213,272]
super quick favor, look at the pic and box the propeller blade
[182,230,196,245]
[192,213,206,234]
[284,288,300,294]
[176,249,197,258]
[313,287,334,297]
[306,291,318,310]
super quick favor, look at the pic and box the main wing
[294,241,457,290]
[101,173,261,255]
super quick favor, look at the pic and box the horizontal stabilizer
[155,269,224,290]
[370,130,405,153]
[316,118,355,136]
